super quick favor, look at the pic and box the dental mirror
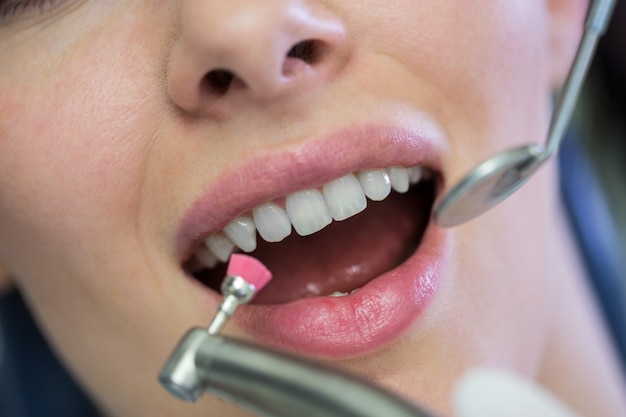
[434,0,616,228]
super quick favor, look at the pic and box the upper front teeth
[205,232,236,262]
[223,216,257,252]
[194,165,428,268]
[388,167,409,193]
[356,169,391,201]
[253,203,292,242]
[286,189,332,236]
[323,174,367,221]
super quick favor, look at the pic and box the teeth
[357,169,391,201]
[197,164,431,266]
[408,166,423,184]
[253,203,292,242]
[388,166,409,193]
[194,245,219,269]
[286,189,332,236]
[205,233,235,262]
[327,287,362,297]
[223,216,257,252]
[322,174,367,221]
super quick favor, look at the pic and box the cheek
[355,1,552,171]
[0,8,161,280]
[351,0,558,374]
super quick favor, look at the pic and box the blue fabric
[559,132,626,375]
[0,290,100,417]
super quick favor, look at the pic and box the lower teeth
[328,287,361,297]
[328,291,349,297]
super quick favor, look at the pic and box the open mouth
[176,121,449,357]
[184,165,436,305]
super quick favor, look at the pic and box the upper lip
[175,114,447,263]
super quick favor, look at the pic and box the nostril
[286,40,321,65]
[198,41,325,99]
[203,69,236,96]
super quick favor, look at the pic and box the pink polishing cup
[227,254,273,291]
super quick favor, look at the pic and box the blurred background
[577,0,626,251]
[567,0,626,369]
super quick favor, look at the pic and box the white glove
[453,369,581,417]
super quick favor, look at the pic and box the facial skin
[0,1,625,417]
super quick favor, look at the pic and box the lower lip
[229,222,449,358]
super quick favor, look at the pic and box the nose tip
[167,0,348,115]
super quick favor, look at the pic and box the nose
[167,0,348,115]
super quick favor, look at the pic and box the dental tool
[207,253,272,335]
[433,0,617,227]
[159,329,436,417]
[159,255,435,417]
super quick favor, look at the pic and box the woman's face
[0,1,584,416]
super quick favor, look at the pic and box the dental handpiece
[159,254,436,417]
[159,329,436,417]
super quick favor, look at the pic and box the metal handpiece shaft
[206,275,256,335]
[207,293,241,335]
[159,329,436,417]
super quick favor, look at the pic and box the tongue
[252,185,432,304]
